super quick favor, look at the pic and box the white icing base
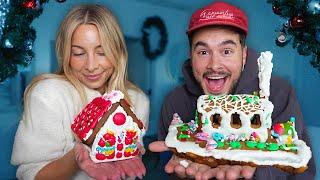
[165,124,312,169]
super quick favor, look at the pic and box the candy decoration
[132,149,139,156]
[117,144,123,151]
[96,153,107,160]
[106,151,115,159]
[171,113,183,125]
[206,139,218,151]
[98,139,105,147]
[256,142,266,149]
[213,133,224,142]
[116,152,123,158]
[246,141,257,148]
[113,112,126,126]
[268,143,279,151]
[71,97,112,141]
[273,123,284,135]
[229,141,241,149]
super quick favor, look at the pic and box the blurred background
[0,0,319,179]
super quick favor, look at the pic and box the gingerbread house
[195,94,274,142]
[71,90,145,163]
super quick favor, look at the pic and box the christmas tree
[267,0,320,72]
[0,0,48,82]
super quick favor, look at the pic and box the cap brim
[187,21,247,36]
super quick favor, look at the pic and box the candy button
[113,113,126,126]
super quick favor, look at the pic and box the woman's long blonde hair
[25,4,137,105]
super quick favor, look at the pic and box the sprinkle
[209,95,214,100]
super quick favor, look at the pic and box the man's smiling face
[191,26,247,95]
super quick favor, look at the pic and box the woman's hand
[113,157,146,179]
[74,143,146,179]
[74,143,124,180]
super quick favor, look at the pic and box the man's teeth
[207,76,225,80]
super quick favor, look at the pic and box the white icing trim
[258,51,273,99]
[102,90,124,104]
[165,124,312,168]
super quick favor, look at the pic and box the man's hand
[149,141,256,180]
[74,143,146,180]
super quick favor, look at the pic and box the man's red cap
[187,1,248,36]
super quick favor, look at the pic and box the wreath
[141,16,168,60]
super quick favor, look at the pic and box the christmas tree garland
[0,0,48,82]
[267,0,320,72]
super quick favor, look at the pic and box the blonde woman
[11,4,149,180]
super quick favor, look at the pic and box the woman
[11,4,149,180]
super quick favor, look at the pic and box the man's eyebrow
[193,41,208,50]
[219,40,237,46]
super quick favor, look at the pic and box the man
[149,1,316,179]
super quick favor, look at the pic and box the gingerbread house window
[210,114,221,128]
[230,113,241,129]
[250,114,261,129]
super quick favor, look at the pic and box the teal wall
[1,0,319,179]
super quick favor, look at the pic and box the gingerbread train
[165,51,312,173]
[71,90,145,163]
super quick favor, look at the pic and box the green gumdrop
[178,134,190,139]
[180,125,188,131]
[229,141,241,149]
[280,144,286,150]
[256,142,266,149]
[217,141,225,148]
[246,141,257,148]
[267,143,279,151]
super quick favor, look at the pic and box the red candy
[116,152,123,158]
[273,123,284,135]
[124,151,131,157]
[96,153,107,160]
[98,139,105,147]
[106,152,115,159]
[132,149,139,156]
[117,143,123,151]
[113,112,126,126]
[125,138,133,145]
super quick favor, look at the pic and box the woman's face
[70,24,114,94]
